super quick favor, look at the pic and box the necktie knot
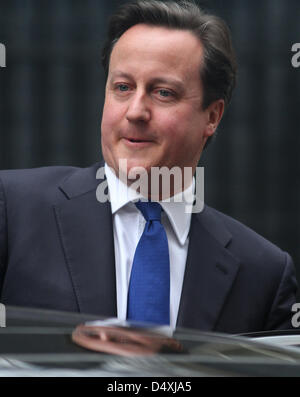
[135,201,162,222]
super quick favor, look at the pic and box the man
[0,0,297,333]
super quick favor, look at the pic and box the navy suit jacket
[0,163,297,333]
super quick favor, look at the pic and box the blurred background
[0,0,300,294]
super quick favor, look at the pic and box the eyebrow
[150,77,184,93]
[109,71,133,81]
[109,71,184,93]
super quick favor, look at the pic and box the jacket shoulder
[0,163,103,202]
[0,165,79,188]
[199,205,289,265]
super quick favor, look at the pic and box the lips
[127,138,150,143]
[121,134,155,148]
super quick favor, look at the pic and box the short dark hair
[102,0,237,111]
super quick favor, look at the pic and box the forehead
[109,24,204,82]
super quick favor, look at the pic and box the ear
[204,99,225,138]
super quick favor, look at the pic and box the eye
[117,84,130,92]
[158,89,173,97]
[153,88,176,101]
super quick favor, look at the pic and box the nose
[126,92,151,123]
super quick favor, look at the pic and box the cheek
[101,101,115,131]
[156,112,191,147]
[102,93,126,125]
[155,111,183,138]
[101,101,120,143]
[157,111,204,161]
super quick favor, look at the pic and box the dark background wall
[0,0,300,294]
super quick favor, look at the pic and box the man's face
[101,24,223,177]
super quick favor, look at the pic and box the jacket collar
[58,161,104,199]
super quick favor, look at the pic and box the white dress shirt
[105,163,193,329]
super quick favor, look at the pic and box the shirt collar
[105,163,193,246]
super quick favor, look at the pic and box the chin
[116,158,152,175]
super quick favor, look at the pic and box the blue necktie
[127,201,170,325]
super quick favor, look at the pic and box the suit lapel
[54,163,117,317]
[176,206,240,331]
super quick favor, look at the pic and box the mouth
[128,138,148,143]
[125,136,153,142]
[122,137,154,148]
